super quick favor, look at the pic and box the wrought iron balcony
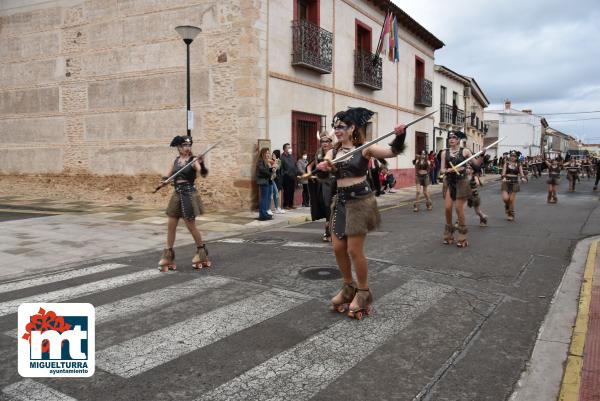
[291,19,332,74]
[354,50,382,90]
[440,103,464,126]
[414,78,432,107]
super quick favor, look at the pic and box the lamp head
[175,25,202,43]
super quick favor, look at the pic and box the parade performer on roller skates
[544,157,562,203]
[157,135,211,272]
[565,158,581,192]
[412,150,433,212]
[500,150,526,221]
[440,131,485,247]
[465,164,488,227]
[315,107,408,320]
[307,129,336,242]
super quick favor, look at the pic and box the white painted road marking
[2,379,77,401]
[196,280,449,401]
[96,288,310,378]
[4,276,232,338]
[0,264,127,294]
[0,269,162,317]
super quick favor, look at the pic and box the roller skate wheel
[203,261,212,268]
[169,264,177,271]
[159,265,169,273]
[354,311,363,320]
[193,263,203,270]
[335,304,348,313]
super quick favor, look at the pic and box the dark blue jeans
[259,184,272,219]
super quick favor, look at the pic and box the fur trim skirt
[501,180,520,194]
[467,194,481,208]
[416,173,430,187]
[331,181,380,239]
[443,174,471,201]
[547,177,561,185]
[166,183,204,220]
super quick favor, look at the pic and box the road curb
[509,236,600,401]
[558,240,598,401]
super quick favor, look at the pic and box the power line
[538,110,600,116]
[548,117,600,123]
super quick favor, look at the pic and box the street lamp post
[175,25,202,137]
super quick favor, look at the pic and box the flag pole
[374,9,390,60]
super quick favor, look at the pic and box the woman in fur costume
[440,131,484,247]
[307,130,336,241]
[412,150,432,212]
[158,135,210,272]
[501,150,526,221]
[316,107,406,320]
[543,157,561,203]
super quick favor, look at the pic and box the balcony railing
[291,19,332,74]
[414,78,432,107]
[354,50,382,90]
[440,103,464,126]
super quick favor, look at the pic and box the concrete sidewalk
[0,180,452,281]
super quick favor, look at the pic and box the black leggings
[282,175,296,208]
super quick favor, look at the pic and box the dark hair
[283,143,290,150]
[332,108,373,148]
[258,147,270,163]
[272,149,281,158]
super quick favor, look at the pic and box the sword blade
[153,141,221,193]
[449,136,505,171]
[332,109,437,163]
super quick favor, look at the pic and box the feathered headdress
[332,107,374,128]
[170,135,193,147]
[316,129,335,143]
[449,130,467,140]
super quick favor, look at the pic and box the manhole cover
[299,266,341,280]
[251,238,286,245]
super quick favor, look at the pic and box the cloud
[394,0,600,140]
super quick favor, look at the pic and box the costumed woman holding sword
[315,108,434,320]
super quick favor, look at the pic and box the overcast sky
[394,0,600,143]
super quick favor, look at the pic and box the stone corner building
[0,0,443,209]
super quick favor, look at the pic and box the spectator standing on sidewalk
[256,147,274,221]
[270,150,285,214]
[296,151,310,207]
[280,143,297,209]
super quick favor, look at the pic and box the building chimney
[522,109,532,114]
[504,99,511,112]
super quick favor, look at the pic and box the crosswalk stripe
[0,264,127,295]
[2,379,77,401]
[96,288,310,378]
[0,269,161,318]
[4,276,232,338]
[196,280,449,401]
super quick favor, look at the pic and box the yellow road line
[0,208,61,215]
[379,201,411,212]
[558,240,598,401]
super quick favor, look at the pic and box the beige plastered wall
[0,0,267,209]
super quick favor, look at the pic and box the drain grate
[251,238,286,245]
[299,266,341,280]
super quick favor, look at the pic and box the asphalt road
[0,176,599,401]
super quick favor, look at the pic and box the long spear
[300,110,437,179]
[439,137,505,179]
[153,141,220,193]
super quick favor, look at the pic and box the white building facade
[267,0,444,187]
[432,66,488,154]
[483,100,543,158]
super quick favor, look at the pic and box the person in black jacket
[256,147,274,220]
[280,143,298,209]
